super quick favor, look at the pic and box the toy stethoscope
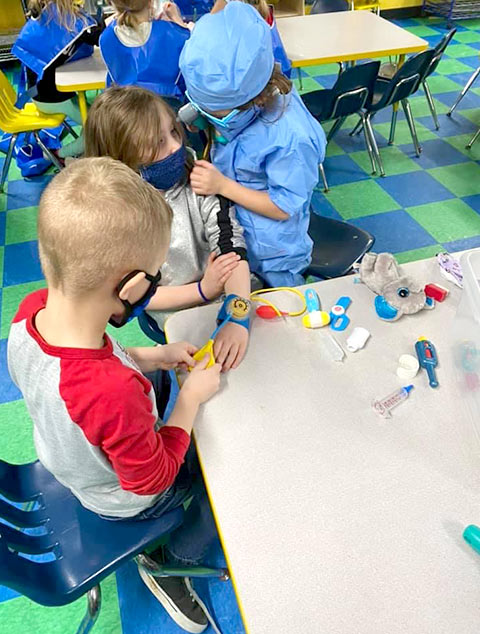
[250,287,307,319]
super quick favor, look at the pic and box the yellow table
[277,11,427,68]
[55,47,107,123]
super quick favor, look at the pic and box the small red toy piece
[424,283,449,302]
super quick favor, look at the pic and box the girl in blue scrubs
[100,0,191,100]
[180,1,326,287]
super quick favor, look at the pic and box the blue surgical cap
[179,2,275,111]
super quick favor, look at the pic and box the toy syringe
[372,385,414,418]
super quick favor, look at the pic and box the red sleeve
[60,358,191,495]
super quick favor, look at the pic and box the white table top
[55,46,107,92]
[165,253,480,634]
[277,11,428,67]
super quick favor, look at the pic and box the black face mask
[109,269,162,328]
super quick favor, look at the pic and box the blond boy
[7,158,221,633]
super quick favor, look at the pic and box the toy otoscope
[415,337,439,388]
[463,524,480,554]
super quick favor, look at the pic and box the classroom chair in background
[467,126,480,149]
[421,27,456,129]
[350,49,435,176]
[0,69,78,191]
[447,60,480,118]
[0,458,228,634]
[301,61,381,189]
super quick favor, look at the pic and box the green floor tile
[406,199,480,242]
[350,146,422,176]
[428,163,480,197]
[453,30,480,43]
[444,133,480,161]
[395,245,443,265]
[458,108,480,125]
[1,281,46,339]
[324,180,400,219]
[408,94,449,118]
[106,318,152,348]
[373,118,437,144]
[435,58,476,75]
[425,75,463,94]
[325,140,345,157]
[404,25,439,36]
[444,44,479,59]
[5,206,38,245]
[0,193,6,213]
[304,63,339,76]
[0,400,36,464]
[294,77,323,94]
[455,18,480,29]
[0,574,121,634]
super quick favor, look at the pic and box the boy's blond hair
[38,157,172,294]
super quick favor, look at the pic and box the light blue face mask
[185,90,259,142]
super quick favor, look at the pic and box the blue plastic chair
[302,61,381,188]
[305,213,375,279]
[0,459,227,633]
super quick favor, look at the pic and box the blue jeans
[102,369,218,566]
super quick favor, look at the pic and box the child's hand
[161,2,184,25]
[201,252,241,300]
[190,160,227,196]
[214,322,249,371]
[158,341,198,370]
[181,356,222,404]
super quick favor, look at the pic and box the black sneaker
[137,565,208,633]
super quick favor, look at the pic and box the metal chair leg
[136,553,229,580]
[365,114,385,176]
[401,98,421,157]
[361,114,377,174]
[423,80,439,130]
[75,585,101,634]
[466,126,480,149]
[327,116,347,143]
[388,108,398,145]
[0,134,18,193]
[34,132,63,170]
[319,162,329,192]
[63,120,79,139]
[447,66,480,117]
[349,116,363,137]
[297,67,303,91]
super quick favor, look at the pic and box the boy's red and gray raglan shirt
[7,289,190,518]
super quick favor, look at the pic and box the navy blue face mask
[140,145,187,191]
[109,269,162,328]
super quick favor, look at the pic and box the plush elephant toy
[359,252,428,321]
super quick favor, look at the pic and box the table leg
[78,91,88,124]
[392,55,405,115]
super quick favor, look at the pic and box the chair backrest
[426,28,457,78]
[311,0,349,13]
[375,49,435,109]
[322,61,380,120]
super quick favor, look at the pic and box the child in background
[12,0,103,158]
[180,1,326,287]
[85,86,251,371]
[100,0,191,100]
[8,158,222,633]
[210,0,291,77]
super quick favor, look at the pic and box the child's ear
[118,272,146,301]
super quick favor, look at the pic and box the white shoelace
[185,577,223,634]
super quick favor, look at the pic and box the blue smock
[100,20,190,98]
[176,0,213,20]
[12,6,96,80]
[212,91,326,287]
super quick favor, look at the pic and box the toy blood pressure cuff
[216,294,251,330]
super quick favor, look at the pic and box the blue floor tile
[0,211,5,247]
[0,586,20,604]
[377,171,455,207]
[417,111,478,137]
[351,209,436,253]
[460,55,480,70]
[434,89,480,111]
[462,194,480,214]
[0,340,22,403]
[311,191,343,221]
[322,154,370,186]
[3,241,43,287]
[401,138,470,168]
[443,234,480,252]
[331,127,369,153]
[6,177,51,211]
